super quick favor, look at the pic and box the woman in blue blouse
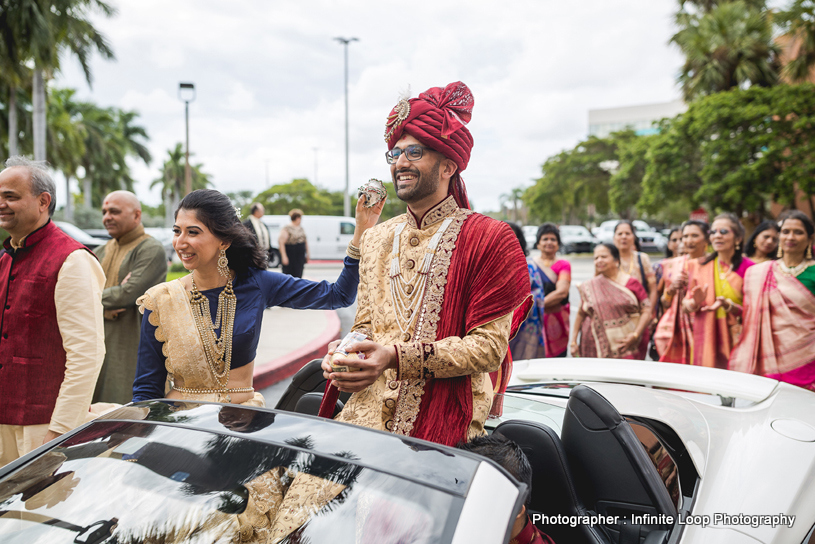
[132,189,384,406]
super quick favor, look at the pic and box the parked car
[593,220,666,252]
[83,229,112,241]
[522,225,539,251]
[261,215,357,267]
[144,227,176,262]
[558,225,596,254]
[0,399,525,544]
[54,221,109,249]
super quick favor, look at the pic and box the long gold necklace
[189,273,237,390]
[621,252,635,275]
[389,218,454,341]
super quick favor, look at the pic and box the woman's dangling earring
[217,249,229,277]
[808,244,813,260]
[735,241,741,251]
[777,245,783,258]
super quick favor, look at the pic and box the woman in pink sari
[654,220,710,363]
[730,212,815,390]
[682,213,754,368]
[510,223,571,360]
[570,243,652,359]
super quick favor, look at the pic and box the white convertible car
[487,358,815,544]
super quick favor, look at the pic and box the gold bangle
[346,242,361,260]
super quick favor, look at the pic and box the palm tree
[46,88,86,220]
[671,0,779,100]
[0,0,116,160]
[777,0,815,83]
[152,144,212,226]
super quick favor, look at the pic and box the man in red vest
[0,156,105,465]
[320,82,532,446]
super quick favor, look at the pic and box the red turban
[385,82,474,209]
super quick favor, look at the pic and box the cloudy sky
[54,0,685,213]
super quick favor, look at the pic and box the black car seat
[494,420,611,544]
[275,359,349,415]
[561,385,674,544]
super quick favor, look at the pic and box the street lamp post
[334,37,358,217]
[178,82,196,196]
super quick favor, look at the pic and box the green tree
[152,143,212,226]
[254,178,337,216]
[608,131,654,219]
[525,136,615,224]
[777,0,815,82]
[672,0,779,101]
[46,88,86,220]
[0,0,116,160]
[641,84,815,217]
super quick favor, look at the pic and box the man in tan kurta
[321,82,531,446]
[93,191,167,404]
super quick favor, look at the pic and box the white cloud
[52,0,684,213]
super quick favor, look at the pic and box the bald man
[94,191,167,404]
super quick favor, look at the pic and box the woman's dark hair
[289,208,303,221]
[505,222,528,256]
[779,210,815,237]
[743,220,779,258]
[597,242,621,262]
[613,220,642,252]
[176,189,268,274]
[665,227,681,258]
[702,212,744,270]
[535,222,561,248]
[680,219,710,240]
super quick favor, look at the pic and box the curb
[253,309,341,390]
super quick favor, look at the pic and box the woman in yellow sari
[682,213,754,368]
[730,212,815,390]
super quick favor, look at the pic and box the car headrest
[294,392,344,417]
[562,385,676,517]
[494,420,610,544]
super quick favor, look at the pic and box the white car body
[594,220,666,252]
[261,215,356,261]
[499,358,815,543]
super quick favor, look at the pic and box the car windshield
[0,421,462,544]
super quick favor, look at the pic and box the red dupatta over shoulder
[320,213,532,447]
[730,261,815,389]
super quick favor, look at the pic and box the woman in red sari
[682,213,754,368]
[510,223,571,360]
[654,220,710,363]
[570,243,651,359]
[730,212,815,390]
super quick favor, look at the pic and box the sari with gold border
[578,274,650,359]
[730,262,815,390]
[684,257,753,368]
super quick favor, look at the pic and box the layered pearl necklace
[779,259,814,278]
[389,219,454,339]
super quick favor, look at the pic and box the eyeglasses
[385,145,430,164]
[711,228,732,236]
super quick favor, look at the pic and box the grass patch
[167,270,189,282]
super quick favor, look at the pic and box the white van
[261,215,356,267]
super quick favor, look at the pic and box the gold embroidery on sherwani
[391,203,471,436]
[335,195,511,439]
